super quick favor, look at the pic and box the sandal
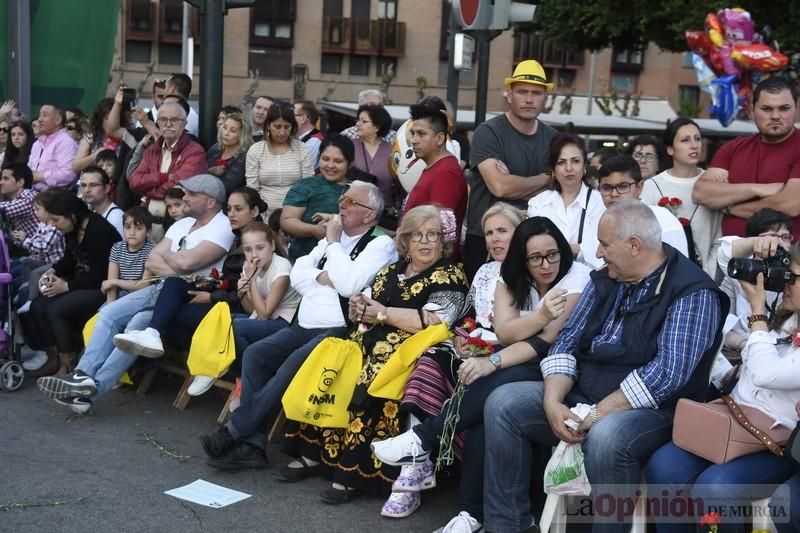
[273,456,323,483]
[320,485,364,505]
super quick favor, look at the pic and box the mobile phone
[122,87,137,111]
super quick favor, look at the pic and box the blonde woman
[245,102,313,216]
[208,112,253,195]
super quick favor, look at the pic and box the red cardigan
[129,133,208,200]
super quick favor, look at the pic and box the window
[679,85,700,106]
[159,43,182,65]
[612,47,645,72]
[250,0,296,48]
[439,0,451,60]
[557,69,576,88]
[127,0,155,39]
[378,0,397,20]
[321,54,342,74]
[682,52,693,69]
[610,73,637,93]
[249,47,293,79]
[349,56,370,76]
[324,0,343,17]
[124,0,198,64]
[376,57,397,77]
[126,41,151,63]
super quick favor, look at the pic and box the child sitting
[101,206,156,303]
[163,186,186,230]
[189,222,300,395]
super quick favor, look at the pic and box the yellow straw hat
[503,60,554,91]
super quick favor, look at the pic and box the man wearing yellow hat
[464,59,558,281]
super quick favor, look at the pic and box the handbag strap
[720,393,784,457]
[577,186,592,245]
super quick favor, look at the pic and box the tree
[529,0,800,54]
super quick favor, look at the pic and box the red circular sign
[457,0,480,27]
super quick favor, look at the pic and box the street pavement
[0,372,461,533]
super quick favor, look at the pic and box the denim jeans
[412,363,542,522]
[774,473,800,533]
[75,284,161,402]
[645,442,796,533]
[226,325,346,449]
[483,380,675,533]
[232,316,291,358]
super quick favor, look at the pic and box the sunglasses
[66,125,77,131]
[338,194,373,211]
[0,127,8,134]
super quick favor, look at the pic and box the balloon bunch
[686,8,789,127]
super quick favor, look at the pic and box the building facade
[113,0,705,120]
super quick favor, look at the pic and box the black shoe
[273,457,324,483]
[206,442,269,471]
[37,370,97,400]
[320,486,364,505]
[199,426,236,459]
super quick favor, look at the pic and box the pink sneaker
[381,491,421,518]
[391,458,436,492]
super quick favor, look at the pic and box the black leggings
[28,289,105,353]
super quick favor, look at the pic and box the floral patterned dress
[282,258,468,495]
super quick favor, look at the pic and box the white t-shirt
[642,169,721,278]
[518,261,592,315]
[164,211,234,275]
[251,255,301,323]
[527,184,606,248]
[101,203,124,238]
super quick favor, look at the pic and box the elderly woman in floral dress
[277,205,468,506]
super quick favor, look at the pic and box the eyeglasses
[632,152,658,162]
[598,181,638,196]
[526,251,561,267]
[178,236,188,250]
[410,231,442,243]
[0,127,8,134]
[79,182,104,189]
[338,194,374,210]
[157,117,186,126]
[761,231,793,242]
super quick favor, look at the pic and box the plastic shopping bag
[543,403,592,496]
[282,337,362,428]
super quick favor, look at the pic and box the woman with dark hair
[627,133,665,180]
[3,121,35,166]
[26,191,121,376]
[72,95,131,173]
[371,217,591,527]
[527,132,605,267]
[353,104,397,215]
[280,134,355,259]
[641,117,720,277]
[246,102,313,216]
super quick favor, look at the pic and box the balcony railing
[321,16,405,57]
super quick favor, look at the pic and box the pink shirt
[28,128,79,191]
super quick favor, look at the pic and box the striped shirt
[109,241,155,281]
[541,263,721,409]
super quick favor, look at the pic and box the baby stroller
[0,230,23,391]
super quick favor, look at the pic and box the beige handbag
[672,396,790,464]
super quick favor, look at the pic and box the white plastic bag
[543,403,592,496]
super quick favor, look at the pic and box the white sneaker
[113,330,164,358]
[433,511,483,533]
[188,375,216,396]
[17,301,31,314]
[381,491,421,518]
[371,429,430,466]
[392,459,436,492]
[21,348,48,371]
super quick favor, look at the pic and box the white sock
[406,412,421,431]
[144,327,160,338]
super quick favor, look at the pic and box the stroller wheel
[0,361,24,391]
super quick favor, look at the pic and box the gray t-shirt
[466,114,557,236]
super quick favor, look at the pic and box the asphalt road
[0,372,460,533]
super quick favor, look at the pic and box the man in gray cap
[36,173,234,415]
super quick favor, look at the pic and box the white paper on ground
[165,479,252,508]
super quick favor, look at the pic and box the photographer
[718,208,793,355]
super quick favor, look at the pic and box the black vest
[574,244,730,408]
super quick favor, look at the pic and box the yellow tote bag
[282,337,362,428]
[187,302,236,378]
[367,323,452,400]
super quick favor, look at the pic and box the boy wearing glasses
[579,155,689,269]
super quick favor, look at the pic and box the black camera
[728,247,796,292]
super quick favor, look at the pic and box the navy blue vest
[574,244,729,408]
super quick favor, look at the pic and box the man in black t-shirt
[464,60,557,281]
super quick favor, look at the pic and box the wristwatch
[489,353,502,371]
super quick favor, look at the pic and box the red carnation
[700,511,721,527]
[792,333,800,347]
[658,197,669,207]
[210,268,220,279]
[220,279,231,291]
[678,216,691,227]
[462,317,477,332]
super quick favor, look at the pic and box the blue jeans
[645,442,796,533]
[75,284,161,401]
[232,316,290,357]
[483,381,675,533]
[226,325,347,449]
[773,473,800,533]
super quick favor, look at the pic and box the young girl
[163,187,186,229]
[101,207,155,303]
